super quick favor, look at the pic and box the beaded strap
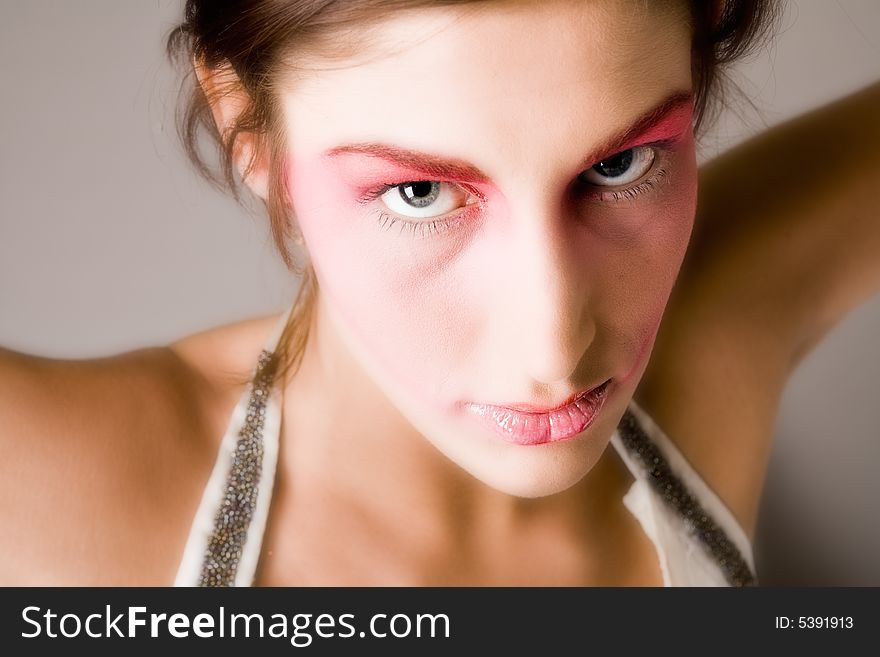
[616,410,758,587]
[198,350,276,586]
[196,354,756,587]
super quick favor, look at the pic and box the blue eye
[580,146,656,187]
[379,181,473,219]
[396,181,440,208]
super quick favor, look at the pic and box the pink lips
[463,380,611,445]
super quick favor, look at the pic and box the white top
[174,310,757,587]
[610,403,756,586]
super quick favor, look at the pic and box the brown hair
[165,0,781,385]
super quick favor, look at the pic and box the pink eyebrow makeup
[580,91,694,166]
[325,143,492,185]
[322,90,694,186]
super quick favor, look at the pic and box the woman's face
[281,0,697,497]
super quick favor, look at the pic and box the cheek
[639,139,699,291]
[287,155,470,397]
[285,142,698,399]
[589,140,698,373]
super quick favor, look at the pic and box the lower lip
[463,381,611,446]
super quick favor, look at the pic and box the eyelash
[588,165,669,203]
[357,143,673,237]
[357,185,481,238]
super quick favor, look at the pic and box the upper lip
[474,379,611,414]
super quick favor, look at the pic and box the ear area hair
[192,56,271,200]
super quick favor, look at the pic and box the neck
[275,294,634,581]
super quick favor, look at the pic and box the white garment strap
[173,308,292,586]
[626,400,756,574]
[610,401,757,586]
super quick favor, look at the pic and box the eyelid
[357,181,485,207]
[359,138,682,238]
[356,138,678,205]
[356,181,484,239]
[591,137,677,168]
[580,141,674,191]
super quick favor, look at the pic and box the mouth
[462,379,612,446]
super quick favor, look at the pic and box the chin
[427,414,618,499]
[473,456,602,499]
[392,383,632,499]
[437,384,636,498]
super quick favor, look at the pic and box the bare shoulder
[168,311,285,399]
[0,311,284,584]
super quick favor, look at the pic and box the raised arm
[689,80,880,370]
[634,81,880,539]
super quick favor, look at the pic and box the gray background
[1,0,878,585]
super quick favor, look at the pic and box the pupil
[594,149,633,178]
[400,181,439,208]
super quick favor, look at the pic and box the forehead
[281,0,692,179]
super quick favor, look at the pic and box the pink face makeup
[325,142,492,188]
[323,92,694,203]
[279,0,698,496]
[580,92,694,167]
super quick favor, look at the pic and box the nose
[501,198,596,385]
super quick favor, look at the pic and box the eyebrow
[324,90,694,183]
